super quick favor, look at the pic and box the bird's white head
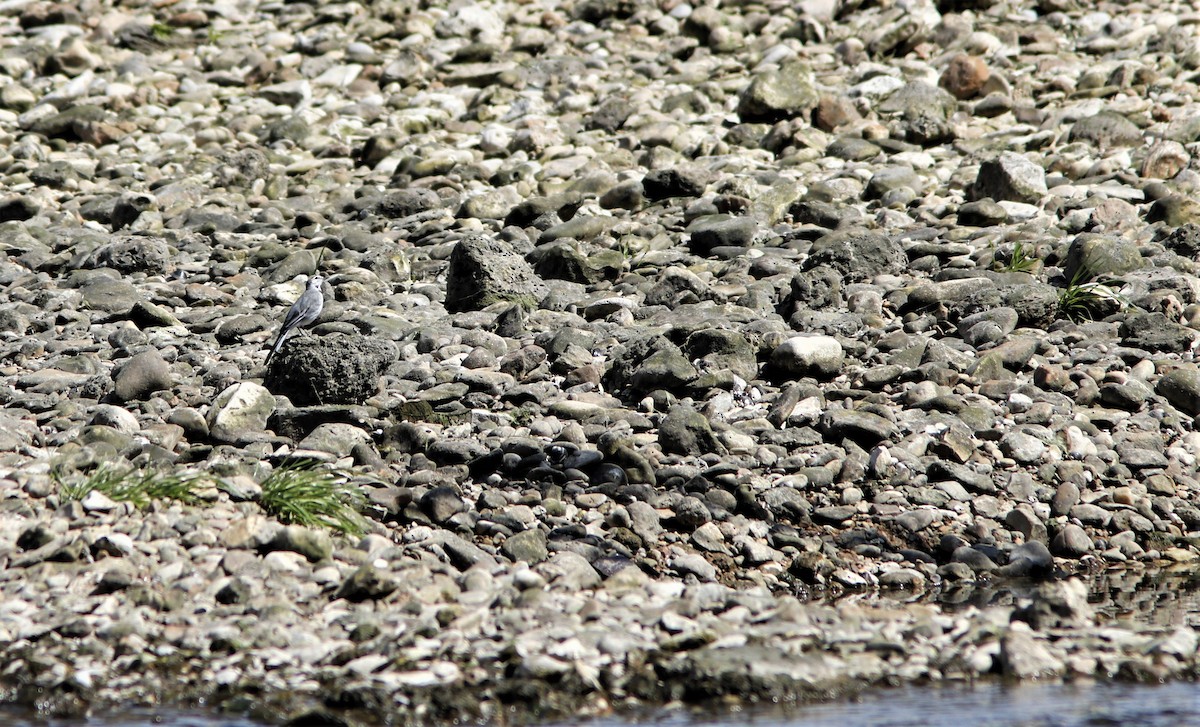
[308,274,325,289]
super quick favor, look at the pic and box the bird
[265,274,325,367]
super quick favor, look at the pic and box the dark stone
[111,194,155,230]
[335,563,399,602]
[819,409,898,444]
[787,265,843,310]
[112,348,173,402]
[957,198,1008,226]
[599,180,645,210]
[1119,312,1196,353]
[999,541,1054,578]
[0,196,39,221]
[804,228,906,282]
[951,546,998,571]
[642,165,714,200]
[605,333,698,395]
[529,242,621,284]
[27,104,107,140]
[420,486,467,524]
[688,215,760,253]
[17,524,54,550]
[1068,111,1143,147]
[588,95,634,132]
[81,235,171,275]
[791,199,862,228]
[1157,366,1200,416]
[265,335,397,406]
[659,405,726,457]
[1160,223,1200,258]
[371,188,442,218]
[445,234,548,312]
[215,577,253,605]
[30,162,79,188]
[825,137,881,161]
[501,529,549,563]
[1147,195,1200,227]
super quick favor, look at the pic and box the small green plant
[508,404,539,428]
[260,462,368,536]
[56,464,209,507]
[996,241,1039,274]
[150,23,176,40]
[1057,267,1126,322]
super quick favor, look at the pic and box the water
[5,570,1200,726]
[5,682,1200,727]
[556,681,1200,727]
[0,709,261,727]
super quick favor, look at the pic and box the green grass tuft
[150,23,176,40]
[56,464,209,507]
[1057,266,1127,322]
[996,240,1039,274]
[259,461,369,536]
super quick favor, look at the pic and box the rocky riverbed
[2,0,1200,723]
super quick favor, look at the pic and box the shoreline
[3,0,1200,722]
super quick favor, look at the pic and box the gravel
[2,0,1200,723]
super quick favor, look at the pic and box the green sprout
[56,464,209,507]
[1057,266,1126,322]
[996,240,1039,274]
[259,461,369,536]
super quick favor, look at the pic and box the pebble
[0,0,1198,722]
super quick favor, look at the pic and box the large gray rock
[207,382,276,442]
[684,328,758,382]
[1068,111,1142,147]
[642,165,714,200]
[955,283,1060,329]
[605,334,698,395]
[688,214,760,253]
[1157,366,1200,416]
[879,81,956,145]
[1119,312,1196,353]
[771,336,844,378]
[445,234,548,312]
[112,348,172,402]
[819,409,898,444]
[1064,234,1143,281]
[335,563,399,602]
[80,235,171,274]
[267,525,333,562]
[971,152,1047,204]
[804,228,907,281]
[737,59,818,121]
[501,528,549,564]
[658,405,726,457]
[80,275,141,314]
[265,335,397,406]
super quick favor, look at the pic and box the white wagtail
[265,274,325,366]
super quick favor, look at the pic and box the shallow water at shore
[560,681,1200,727]
[5,569,1197,727]
[5,681,1200,727]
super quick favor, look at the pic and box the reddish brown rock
[812,94,861,132]
[940,54,990,100]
